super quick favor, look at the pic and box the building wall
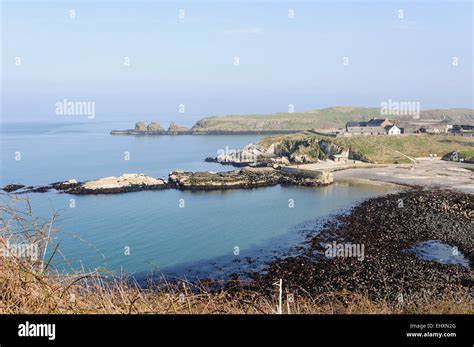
[347,126,386,135]
[388,126,401,135]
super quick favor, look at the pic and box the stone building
[345,118,402,135]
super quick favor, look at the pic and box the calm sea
[0,121,395,278]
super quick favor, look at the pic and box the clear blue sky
[1,0,473,122]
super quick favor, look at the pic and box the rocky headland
[205,134,360,168]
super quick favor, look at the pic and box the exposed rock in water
[5,169,333,195]
[281,170,334,186]
[168,168,333,190]
[1,184,25,192]
[26,186,52,193]
[111,121,165,134]
[67,174,167,194]
[169,169,282,190]
[147,122,164,132]
[135,122,146,131]
[2,181,78,194]
[168,122,189,133]
[51,179,80,190]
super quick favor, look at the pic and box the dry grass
[0,197,472,314]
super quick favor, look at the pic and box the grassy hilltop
[191,106,474,132]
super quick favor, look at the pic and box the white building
[345,118,404,135]
[385,125,401,135]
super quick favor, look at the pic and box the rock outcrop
[127,121,166,133]
[169,169,282,190]
[3,168,333,195]
[135,122,146,131]
[51,179,79,190]
[169,168,333,190]
[207,136,352,167]
[111,122,190,135]
[281,169,334,186]
[167,122,189,133]
[147,122,164,132]
[67,174,167,194]
[1,184,25,192]
[210,144,271,167]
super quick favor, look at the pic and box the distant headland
[110,121,300,135]
[110,106,474,136]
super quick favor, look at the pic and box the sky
[1,0,473,123]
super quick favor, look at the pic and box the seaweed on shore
[245,189,473,304]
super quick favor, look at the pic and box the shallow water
[411,240,470,267]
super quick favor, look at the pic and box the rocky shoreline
[241,189,473,303]
[1,168,333,195]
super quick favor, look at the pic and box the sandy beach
[288,158,474,193]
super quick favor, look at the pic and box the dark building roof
[366,119,386,126]
[346,118,390,128]
[346,121,367,127]
[453,125,474,131]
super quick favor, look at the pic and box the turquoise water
[1,121,395,276]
